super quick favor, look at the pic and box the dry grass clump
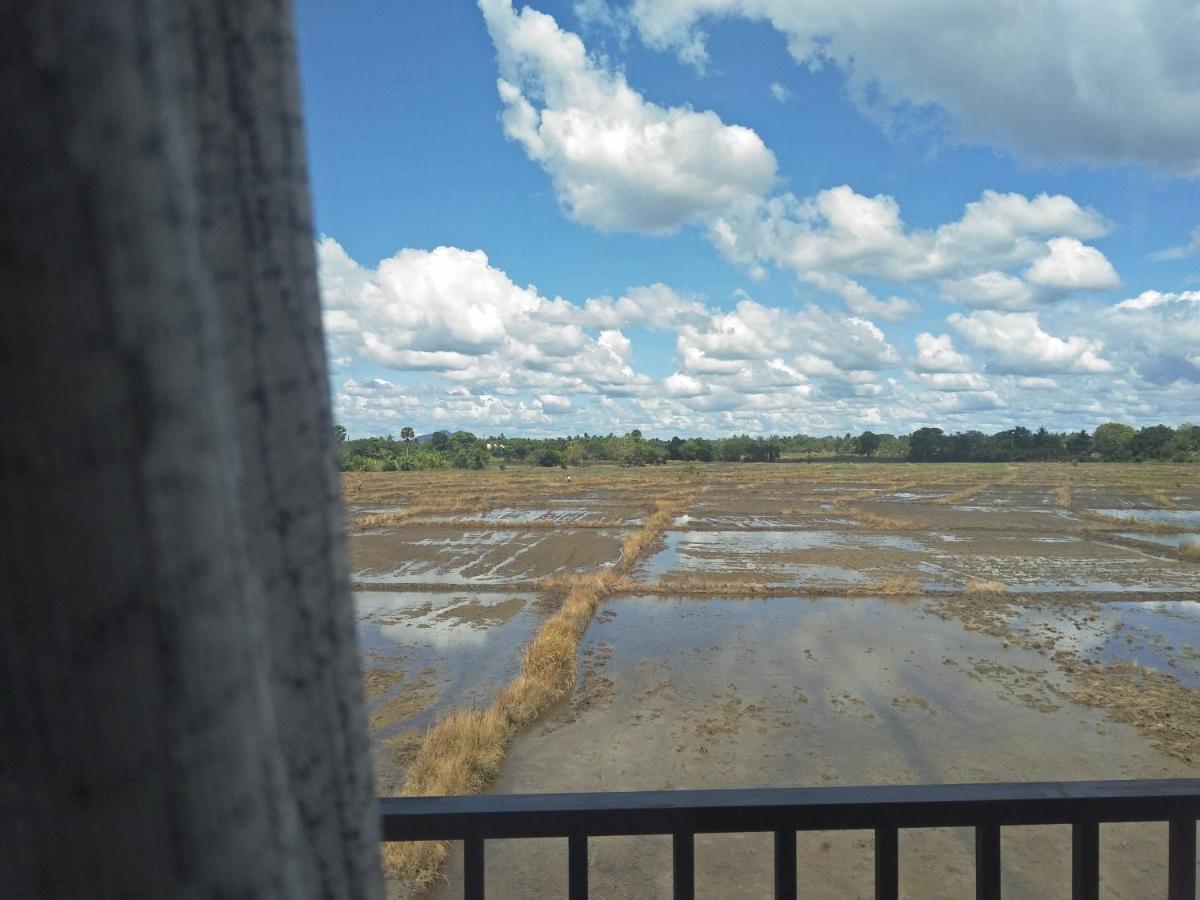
[381,705,510,885]
[933,482,992,506]
[850,508,915,529]
[649,577,780,596]
[871,576,923,596]
[618,497,688,569]
[1081,509,1190,534]
[414,515,628,531]
[1078,509,1123,529]
[1052,485,1071,509]
[1149,490,1178,509]
[357,498,496,530]
[965,578,1007,593]
[1179,542,1200,562]
[383,492,691,888]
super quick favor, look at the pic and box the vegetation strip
[383,493,693,888]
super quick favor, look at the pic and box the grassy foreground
[383,493,691,888]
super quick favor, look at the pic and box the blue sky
[297,0,1200,438]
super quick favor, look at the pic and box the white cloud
[322,239,906,433]
[319,236,1194,436]
[912,371,990,392]
[768,82,790,103]
[663,372,709,397]
[709,186,1116,313]
[1115,289,1200,311]
[318,237,653,397]
[675,298,900,381]
[1103,290,1200,384]
[1024,237,1120,292]
[621,0,1200,172]
[949,310,1112,375]
[536,393,573,413]
[479,5,1124,320]
[570,282,710,330]
[1151,227,1200,261]
[913,332,972,373]
[479,0,777,233]
[940,272,1034,310]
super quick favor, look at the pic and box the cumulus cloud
[478,0,777,233]
[1103,291,1200,384]
[479,5,1124,321]
[320,238,909,433]
[619,0,1200,172]
[940,272,1034,311]
[663,372,709,397]
[913,333,972,373]
[949,311,1112,375]
[1024,238,1120,292]
[319,235,1193,436]
[318,236,653,397]
[536,393,573,413]
[911,371,990,392]
[709,186,1116,314]
[712,187,1110,281]
[568,282,710,330]
[672,297,900,406]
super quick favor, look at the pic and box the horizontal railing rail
[381,779,1200,900]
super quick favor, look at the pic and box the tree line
[335,422,1198,470]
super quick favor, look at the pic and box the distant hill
[415,429,451,444]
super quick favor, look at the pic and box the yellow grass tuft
[850,508,915,529]
[933,482,992,506]
[965,578,1007,593]
[381,704,510,884]
[650,577,779,596]
[1081,509,1191,534]
[1053,485,1071,509]
[1149,490,1177,509]
[1179,542,1200,562]
[871,576,923,596]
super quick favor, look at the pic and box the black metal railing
[380,779,1200,899]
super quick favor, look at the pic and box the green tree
[534,447,566,467]
[1093,423,1136,461]
[1065,430,1092,458]
[908,427,950,462]
[564,441,588,467]
[334,424,347,443]
[855,431,882,456]
[1131,424,1174,460]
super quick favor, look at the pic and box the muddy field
[345,462,1199,898]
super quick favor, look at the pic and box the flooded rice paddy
[343,463,1199,898]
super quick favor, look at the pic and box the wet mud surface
[351,527,629,584]
[345,464,1200,898]
[428,595,1197,899]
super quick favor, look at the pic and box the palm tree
[401,426,415,455]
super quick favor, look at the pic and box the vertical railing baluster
[569,834,589,900]
[1071,821,1099,900]
[774,829,797,900]
[875,826,899,900]
[464,837,485,900]
[975,824,1001,900]
[1168,818,1196,900]
[673,832,695,900]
